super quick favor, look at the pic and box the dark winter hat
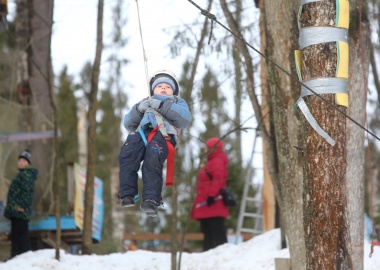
[206,137,224,149]
[18,149,32,164]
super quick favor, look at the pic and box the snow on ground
[0,229,379,270]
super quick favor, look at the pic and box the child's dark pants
[118,129,176,204]
[10,218,31,258]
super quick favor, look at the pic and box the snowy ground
[0,229,379,270]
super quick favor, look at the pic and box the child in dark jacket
[4,149,38,259]
[118,69,191,217]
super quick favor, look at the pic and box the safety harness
[138,108,177,186]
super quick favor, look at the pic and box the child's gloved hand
[150,99,162,110]
[137,99,150,113]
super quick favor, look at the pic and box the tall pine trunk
[82,0,104,255]
[300,1,351,268]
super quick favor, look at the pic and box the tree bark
[300,1,351,269]
[259,0,276,233]
[221,0,306,268]
[177,1,212,267]
[27,0,55,214]
[171,185,177,270]
[232,0,243,166]
[15,0,29,96]
[38,0,62,260]
[369,43,380,105]
[346,1,370,269]
[82,0,103,255]
[264,0,306,268]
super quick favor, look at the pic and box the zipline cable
[186,0,380,143]
[135,0,150,97]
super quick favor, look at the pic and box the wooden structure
[123,232,253,242]
[27,215,87,253]
[29,228,82,252]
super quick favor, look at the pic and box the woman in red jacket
[191,137,229,251]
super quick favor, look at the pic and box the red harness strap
[147,126,175,186]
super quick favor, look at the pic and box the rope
[185,0,380,143]
[200,8,216,45]
[135,0,150,98]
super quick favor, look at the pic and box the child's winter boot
[140,199,159,217]
[121,194,139,207]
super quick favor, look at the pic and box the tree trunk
[28,0,54,213]
[232,0,243,166]
[82,0,103,255]
[220,1,306,268]
[264,0,306,268]
[300,1,351,269]
[38,0,62,260]
[369,43,380,105]
[259,0,276,233]
[346,1,370,269]
[52,65,61,260]
[182,0,213,107]
[15,0,29,96]
[368,0,380,104]
[171,185,177,270]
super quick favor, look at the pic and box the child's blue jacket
[123,95,191,138]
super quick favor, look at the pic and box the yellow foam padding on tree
[295,50,302,81]
[336,0,349,106]
[335,41,348,107]
[336,0,349,29]
[336,91,348,107]
[336,41,348,79]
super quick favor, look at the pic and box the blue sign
[92,177,104,242]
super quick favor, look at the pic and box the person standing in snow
[192,138,229,251]
[4,149,38,259]
[118,69,191,217]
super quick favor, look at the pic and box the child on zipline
[118,69,191,217]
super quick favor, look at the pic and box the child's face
[153,83,174,96]
[18,158,29,169]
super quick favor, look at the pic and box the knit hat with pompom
[18,149,32,164]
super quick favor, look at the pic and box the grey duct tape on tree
[301,0,321,5]
[300,78,347,97]
[297,99,336,146]
[299,27,348,49]
[295,0,349,146]
[295,78,348,146]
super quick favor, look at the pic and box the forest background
[0,0,379,269]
